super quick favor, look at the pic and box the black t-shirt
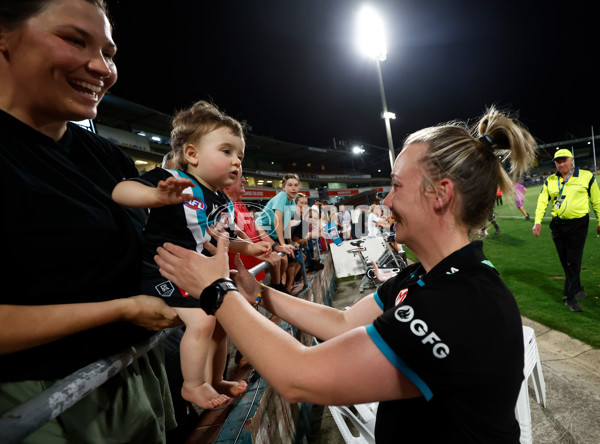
[0,110,150,381]
[368,241,523,443]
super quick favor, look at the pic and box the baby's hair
[170,100,244,170]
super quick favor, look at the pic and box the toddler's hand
[156,177,194,206]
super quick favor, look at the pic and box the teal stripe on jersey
[177,170,208,235]
[169,170,209,251]
[365,324,433,401]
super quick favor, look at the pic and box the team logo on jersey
[184,198,206,211]
[179,288,191,298]
[393,304,450,359]
[155,281,175,297]
[446,267,459,275]
[395,288,408,306]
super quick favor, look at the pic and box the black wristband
[199,277,237,315]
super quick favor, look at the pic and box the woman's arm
[155,238,419,405]
[257,280,381,340]
[274,209,286,245]
[157,243,381,340]
[0,296,181,355]
[218,292,418,405]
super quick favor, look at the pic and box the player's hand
[156,177,194,206]
[532,224,542,238]
[230,254,262,304]
[155,237,230,298]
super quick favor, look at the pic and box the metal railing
[0,253,307,443]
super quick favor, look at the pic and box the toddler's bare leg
[207,321,248,397]
[175,307,229,409]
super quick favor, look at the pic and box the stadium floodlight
[356,4,396,169]
[356,5,387,62]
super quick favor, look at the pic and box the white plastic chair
[515,326,547,444]
[328,403,378,444]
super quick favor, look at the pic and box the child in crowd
[223,174,285,285]
[113,101,270,409]
[254,173,300,293]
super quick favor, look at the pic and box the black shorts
[139,266,202,308]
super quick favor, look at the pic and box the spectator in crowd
[291,193,324,273]
[310,199,322,223]
[332,204,344,234]
[254,173,300,293]
[337,204,353,240]
[0,0,182,441]
[514,182,530,220]
[223,175,286,287]
[367,204,389,237]
[155,105,536,443]
[353,206,369,238]
[320,200,332,225]
[112,101,270,408]
[532,148,600,312]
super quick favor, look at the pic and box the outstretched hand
[123,295,182,330]
[156,177,194,206]
[231,254,262,304]
[155,236,230,298]
[370,259,397,282]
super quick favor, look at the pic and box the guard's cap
[553,149,573,160]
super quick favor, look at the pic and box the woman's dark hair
[0,0,109,31]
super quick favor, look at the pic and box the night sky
[106,0,598,152]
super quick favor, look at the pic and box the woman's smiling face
[1,0,118,126]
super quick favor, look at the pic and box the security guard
[532,149,600,312]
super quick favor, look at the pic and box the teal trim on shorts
[365,324,433,401]
[373,291,384,310]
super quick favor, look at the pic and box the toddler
[113,101,270,408]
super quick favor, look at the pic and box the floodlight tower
[356,4,396,170]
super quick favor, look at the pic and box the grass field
[478,186,600,348]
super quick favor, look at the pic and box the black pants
[550,215,589,302]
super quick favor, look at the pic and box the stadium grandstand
[86,94,393,207]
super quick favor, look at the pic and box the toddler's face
[190,127,245,191]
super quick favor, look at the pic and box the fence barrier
[0,250,307,443]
